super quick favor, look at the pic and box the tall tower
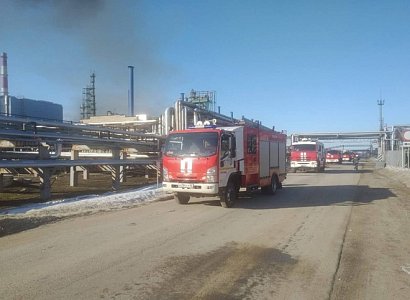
[80,72,96,119]
[128,66,134,117]
[1,52,9,116]
[377,98,385,131]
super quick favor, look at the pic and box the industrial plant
[1,52,63,121]
[1,49,410,204]
[0,51,258,201]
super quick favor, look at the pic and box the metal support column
[402,145,405,168]
[112,149,121,191]
[37,144,53,199]
[70,149,79,187]
[82,167,89,180]
[120,150,126,183]
[39,168,52,200]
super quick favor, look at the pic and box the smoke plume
[1,0,175,120]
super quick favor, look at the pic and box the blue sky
[1,0,409,134]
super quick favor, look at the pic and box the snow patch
[1,185,171,219]
[401,264,410,275]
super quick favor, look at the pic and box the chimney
[0,52,8,97]
[1,52,9,116]
[128,65,134,117]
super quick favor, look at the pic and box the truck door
[219,133,236,187]
[245,130,259,186]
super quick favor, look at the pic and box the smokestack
[128,65,134,117]
[1,52,9,116]
[0,52,8,97]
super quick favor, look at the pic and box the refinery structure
[0,51,255,200]
[80,72,96,120]
[1,51,254,136]
[0,52,63,121]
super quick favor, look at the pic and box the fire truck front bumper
[162,182,219,195]
[326,158,340,163]
[290,161,318,169]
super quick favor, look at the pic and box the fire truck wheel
[267,175,278,195]
[316,162,321,173]
[175,193,190,204]
[220,181,236,208]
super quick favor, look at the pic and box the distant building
[1,96,63,121]
[81,114,158,133]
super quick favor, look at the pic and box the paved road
[1,163,409,299]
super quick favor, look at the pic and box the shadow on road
[323,168,372,174]
[232,184,395,210]
[192,183,395,210]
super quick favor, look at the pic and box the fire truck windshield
[164,132,218,157]
[292,144,316,151]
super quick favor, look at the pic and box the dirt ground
[1,162,410,298]
[0,172,156,209]
[0,172,159,237]
[330,164,410,299]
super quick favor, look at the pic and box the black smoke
[1,0,175,121]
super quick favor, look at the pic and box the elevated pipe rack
[0,116,163,200]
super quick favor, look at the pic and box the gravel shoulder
[330,164,410,299]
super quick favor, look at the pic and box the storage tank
[7,96,63,121]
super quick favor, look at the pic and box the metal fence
[385,148,410,169]
[385,150,402,168]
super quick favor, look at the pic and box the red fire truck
[162,120,287,207]
[326,150,343,164]
[289,139,326,172]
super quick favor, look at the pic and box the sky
[1,0,409,134]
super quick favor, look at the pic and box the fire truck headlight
[205,166,217,183]
[163,167,169,181]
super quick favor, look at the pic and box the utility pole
[377,98,385,156]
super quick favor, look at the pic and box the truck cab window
[221,135,229,151]
[164,132,218,157]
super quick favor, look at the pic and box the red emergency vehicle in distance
[326,150,343,164]
[289,139,326,173]
[162,119,287,208]
[342,151,355,162]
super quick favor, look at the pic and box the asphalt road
[1,162,409,299]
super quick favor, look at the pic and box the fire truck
[162,119,287,208]
[326,150,343,164]
[289,139,326,172]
